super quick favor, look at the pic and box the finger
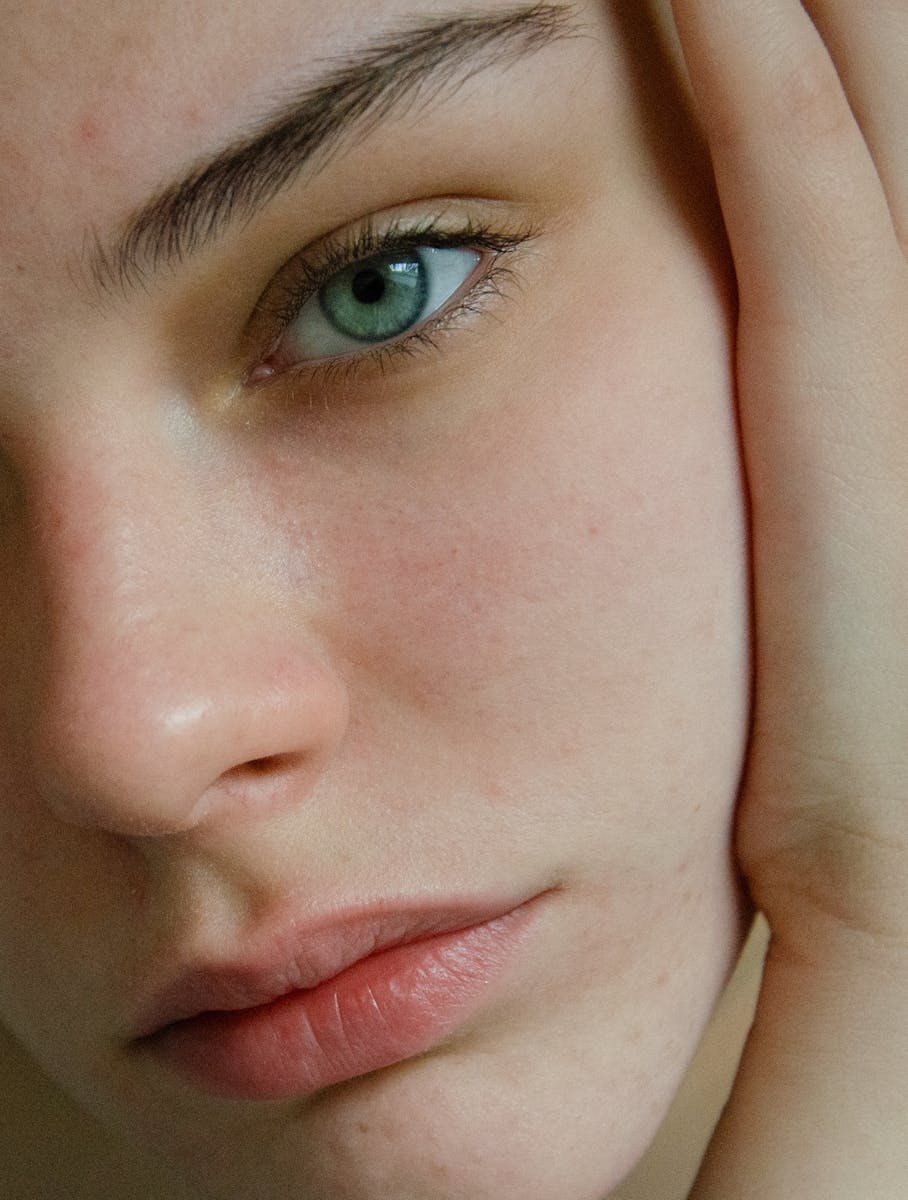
[670,0,904,319]
[669,0,908,531]
[670,0,908,910]
[804,0,908,246]
[672,14,908,1195]
[669,0,907,531]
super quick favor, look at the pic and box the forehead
[1,0,398,141]
[0,0,518,279]
[0,0,684,332]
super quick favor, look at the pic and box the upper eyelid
[246,207,539,351]
[252,220,440,324]
[256,211,524,314]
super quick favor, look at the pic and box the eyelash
[247,212,538,389]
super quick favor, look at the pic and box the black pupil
[352,268,386,306]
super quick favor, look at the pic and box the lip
[131,890,547,1100]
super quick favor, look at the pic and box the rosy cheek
[326,288,730,689]
[243,198,744,825]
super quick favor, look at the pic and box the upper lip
[130,892,536,1041]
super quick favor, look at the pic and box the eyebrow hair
[84,3,582,299]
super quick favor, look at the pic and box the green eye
[284,245,481,361]
[319,252,428,343]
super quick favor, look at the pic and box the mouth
[131,890,550,1101]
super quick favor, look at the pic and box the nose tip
[29,643,350,837]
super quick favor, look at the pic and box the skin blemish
[78,117,101,145]
[183,103,205,129]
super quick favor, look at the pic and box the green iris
[319,251,428,343]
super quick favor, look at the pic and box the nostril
[181,743,332,830]
[247,757,275,774]
[229,753,302,780]
[202,754,310,819]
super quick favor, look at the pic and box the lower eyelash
[266,251,524,394]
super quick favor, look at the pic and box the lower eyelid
[245,255,513,397]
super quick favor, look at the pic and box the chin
[120,870,746,1200]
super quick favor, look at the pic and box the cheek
[307,237,747,793]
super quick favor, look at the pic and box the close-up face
[0,1,752,1197]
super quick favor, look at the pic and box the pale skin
[674,3,908,1195]
[0,2,905,1199]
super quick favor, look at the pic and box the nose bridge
[25,418,206,680]
[14,423,348,838]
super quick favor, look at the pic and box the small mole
[357,1122,369,1134]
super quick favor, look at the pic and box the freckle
[357,1122,369,1134]
[430,1161,449,1180]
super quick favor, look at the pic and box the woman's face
[0,1,751,1197]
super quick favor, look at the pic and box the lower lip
[142,901,539,1101]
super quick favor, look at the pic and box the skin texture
[0,1,757,1197]
[0,3,893,1197]
[671,3,908,1194]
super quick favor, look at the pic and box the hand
[668,2,908,1196]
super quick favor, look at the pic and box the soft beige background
[615,916,768,1200]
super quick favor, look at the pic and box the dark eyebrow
[84,3,582,299]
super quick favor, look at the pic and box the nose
[12,429,349,839]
